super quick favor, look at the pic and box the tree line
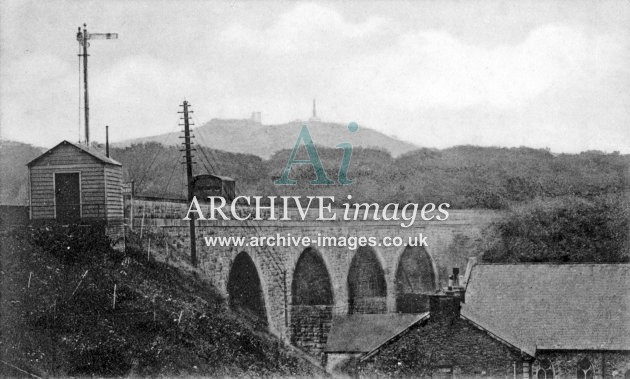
[2,140,628,262]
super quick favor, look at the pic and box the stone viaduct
[129,198,501,361]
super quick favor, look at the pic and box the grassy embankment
[0,226,322,377]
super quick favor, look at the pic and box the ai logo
[274,122,358,185]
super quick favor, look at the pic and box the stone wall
[290,305,333,365]
[355,295,528,377]
[126,197,501,345]
[345,294,630,377]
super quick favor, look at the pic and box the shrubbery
[29,223,120,264]
[1,225,319,377]
[481,194,630,263]
[4,141,627,209]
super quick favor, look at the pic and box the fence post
[113,284,117,309]
[70,270,89,299]
[152,295,157,323]
[140,207,145,240]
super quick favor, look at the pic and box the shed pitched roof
[461,264,630,356]
[27,140,122,167]
[324,313,429,354]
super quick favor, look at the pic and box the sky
[1,0,629,153]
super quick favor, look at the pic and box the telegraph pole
[180,101,198,267]
[80,24,90,145]
[76,24,118,146]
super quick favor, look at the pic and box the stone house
[462,264,630,378]
[347,263,630,378]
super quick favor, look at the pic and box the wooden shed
[27,140,123,225]
[192,174,236,202]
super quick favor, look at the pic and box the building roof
[461,264,630,356]
[194,173,235,182]
[325,313,429,354]
[27,140,122,167]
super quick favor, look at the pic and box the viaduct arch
[394,246,437,313]
[347,246,388,314]
[290,248,334,359]
[134,202,500,359]
[227,251,269,327]
[224,244,438,359]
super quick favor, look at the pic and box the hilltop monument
[309,99,321,122]
[250,111,262,124]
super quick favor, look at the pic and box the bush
[481,194,630,263]
[29,223,118,264]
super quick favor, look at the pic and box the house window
[535,359,554,379]
[577,358,593,379]
[523,361,531,379]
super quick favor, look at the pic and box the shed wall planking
[104,165,123,220]
[28,143,124,222]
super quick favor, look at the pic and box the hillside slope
[0,140,44,205]
[117,118,419,158]
[0,227,323,377]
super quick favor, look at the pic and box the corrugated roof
[461,264,630,355]
[27,140,122,166]
[325,313,429,354]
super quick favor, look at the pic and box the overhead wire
[190,120,218,176]
[169,102,288,291]
[135,105,183,195]
[135,146,162,192]
[190,112,288,281]
[161,157,180,199]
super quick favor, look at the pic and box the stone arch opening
[290,247,334,361]
[347,246,387,314]
[227,252,268,327]
[395,246,437,313]
[292,247,334,305]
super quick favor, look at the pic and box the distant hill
[0,140,45,205]
[117,119,419,158]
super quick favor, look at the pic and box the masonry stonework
[128,199,500,346]
[355,308,529,377]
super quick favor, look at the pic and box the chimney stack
[429,268,466,321]
[429,293,461,322]
[448,268,460,290]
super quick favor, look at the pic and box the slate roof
[27,140,122,166]
[325,313,429,354]
[461,264,630,356]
